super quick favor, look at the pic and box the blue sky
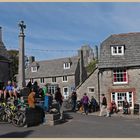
[0,2,140,60]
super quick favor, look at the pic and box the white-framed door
[111,92,133,109]
[63,87,69,99]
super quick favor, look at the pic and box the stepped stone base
[46,119,62,126]
[44,113,62,126]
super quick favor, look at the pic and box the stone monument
[18,20,26,89]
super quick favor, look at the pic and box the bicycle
[0,102,26,127]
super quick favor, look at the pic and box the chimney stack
[80,49,84,84]
[29,56,35,64]
[0,27,2,42]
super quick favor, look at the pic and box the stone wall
[76,69,99,101]
[26,75,75,97]
[99,68,140,107]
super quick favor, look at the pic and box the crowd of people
[0,80,131,117]
[99,94,130,117]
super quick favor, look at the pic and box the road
[0,112,140,138]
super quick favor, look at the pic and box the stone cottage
[98,32,140,110]
[25,46,94,99]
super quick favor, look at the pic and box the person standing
[71,91,77,112]
[90,96,98,112]
[82,93,89,115]
[123,97,130,114]
[55,87,63,113]
[99,94,108,116]
[28,88,36,108]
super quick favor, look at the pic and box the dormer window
[111,45,124,55]
[31,66,37,72]
[63,62,70,69]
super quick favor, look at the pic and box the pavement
[77,110,140,119]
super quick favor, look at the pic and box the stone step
[45,113,60,121]
[45,119,63,126]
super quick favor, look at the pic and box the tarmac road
[0,112,140,138]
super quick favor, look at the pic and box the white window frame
[63,87,69,99]
[52,77,56,83]
[111,45,124,56]
[113,69,128,85]
[40,78,44,84]
[63,62,70,69]
[31,66,37,72]
[111,92,133,109]
[87,87,95,93]
[62,76,68,82]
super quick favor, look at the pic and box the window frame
[111,45,124,56]
[52,77,56,83]
[31,66,37,72]
[40,78,44,84]
[113,69,128,85]
[87,87,95,93]
[62,76,68,82]
[63,62,70,69]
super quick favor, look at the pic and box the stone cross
[18,20,26,89]
[18,21,26,34]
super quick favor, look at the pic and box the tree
[86,59,97,75]
[7,50,19,81]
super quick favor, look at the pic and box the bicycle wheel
[12,111,26,127]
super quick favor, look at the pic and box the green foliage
[86,59,97,74]
[8,50,19,81]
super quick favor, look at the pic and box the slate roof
[99,32,140,69]
[25,56,79,79]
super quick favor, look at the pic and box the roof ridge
[36,56,78,63]
[112,32,140,36]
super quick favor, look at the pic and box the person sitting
[123,98,130,114]
[109,100,117,114]
[12,82,20,99]
[4,81,14,100]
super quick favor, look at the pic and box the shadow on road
[0,130,34,138]
[57,111,73,125]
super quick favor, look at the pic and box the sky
[0,2,140,61]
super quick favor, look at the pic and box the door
[63,87,69,99]
[111,92,133,109]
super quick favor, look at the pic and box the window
[113,69,128,84]
[62,76,68,82]
[52,77,56,83]
[48,85,58,94]
[88,87,95,93]
[111,92,133,109]
[111,45,124,55]
[40,78,44,83]
[63,62,70,69]
[31,66,37,72]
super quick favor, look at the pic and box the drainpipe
[98,70,101,110]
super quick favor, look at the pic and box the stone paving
[77,110,140,119]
